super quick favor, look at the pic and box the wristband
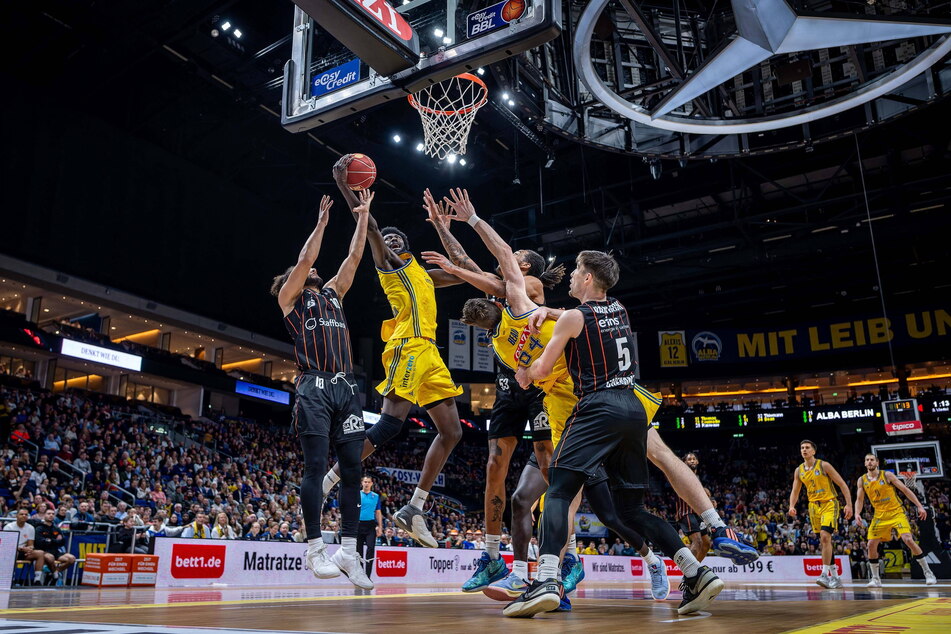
[467,214,481,227]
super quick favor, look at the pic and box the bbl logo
[691,331,722,362]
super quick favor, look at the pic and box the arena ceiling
[3,1,950,366]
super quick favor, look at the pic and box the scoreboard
[882,399,923,436]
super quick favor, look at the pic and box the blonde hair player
[854,453,937,587]
[787,439,853,589]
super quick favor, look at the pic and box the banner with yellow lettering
[658,331,688,367]
[663,308,950,364]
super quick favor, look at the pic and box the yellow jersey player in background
[854,453,936,586]
[324,155,464,548]
[788,439,853,588]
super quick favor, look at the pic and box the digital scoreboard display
[881,399,922,436]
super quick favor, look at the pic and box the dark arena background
[1,0,950,632]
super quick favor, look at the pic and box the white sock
[538,554,559,581]
[674,547,700,578]
[566,534,577,557]
[486,534,501,560]
[701,508,725,530]
[642,548,659,566]
[307,537,325,549]
[870,561,881,579]
[341,536,357,553]
[824,564,835,576]
[410,487,428,511]
[322,470,340,497]
[917,556,933,574]
[513,560,528,581]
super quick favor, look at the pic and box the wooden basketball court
[1,580,948,633]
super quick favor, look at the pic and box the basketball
[346,153,377,191]
[501,0,525,22]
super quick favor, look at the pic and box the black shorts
[678,513,709,537]
[293,371,366,445]
[527,453,608,488]
[551,389,648,489]
[488,369,550,442]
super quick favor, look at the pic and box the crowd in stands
[1,380,949,586]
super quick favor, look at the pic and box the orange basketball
[346,153,377,191]
[501,0,525,22]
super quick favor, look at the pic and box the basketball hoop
[408,73,488,160]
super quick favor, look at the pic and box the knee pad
[366,413,404,448]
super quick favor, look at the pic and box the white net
[409,73,488,160]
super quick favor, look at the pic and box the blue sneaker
[561,554,585,594]
[647,559,670,600]
[462,552,508,592]
[711,525,759,565]
[552,595,572,612]
[483,571,529,601]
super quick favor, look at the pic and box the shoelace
[331,372,357,394]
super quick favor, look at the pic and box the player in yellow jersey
[788,439,853,588]
[323,156,464,548]
[854,453,936,586]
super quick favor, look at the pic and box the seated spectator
[245,521,264,541]
[181,512,210,539]
[4,508,45,584]
[150,484,167,507]
[621,541,636,556]
[211,512,237,539]
[34,508,75,585]
[110,515,148,554]
[378,527,396,546]
[581,541,598,555]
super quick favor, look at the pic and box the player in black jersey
[504,251,724,618]
[270,191,373,590]
[675,453,713,561]
[421,188,563,594]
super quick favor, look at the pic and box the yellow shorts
[376,337,462,407]
[809,499,839,533]
[867,509,912,541]
[545,384,578,448]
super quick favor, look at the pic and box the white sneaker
[816,573,832,588]
[394,504,438,548]
[925,571,937,586]
[866,577,881,588]
[305,542,340,579]
[331,548,374,590]
[828,576,843,589]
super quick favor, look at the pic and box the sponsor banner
[885,419,923,435]
[574,513,609,538]
[658,331,688,367]
[235,380,290,405]
[376,466,445,488]
[472,327,494,373]
[448,319,470,371]
[60,339,142,371]
[310,58,360,97]
[674,308,950,364]
[155,539,850,587]
[466,0,527,39]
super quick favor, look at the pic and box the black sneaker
[678,566,724,615]
[502,578,563,618]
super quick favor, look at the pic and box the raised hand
[318,195,333,225]
[423,188,452,230]
[421,250,456,272]
[443,187,476,222]
[354,189,375,214]
[332,154,353,183]
[527,307,552,334]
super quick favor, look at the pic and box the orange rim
[407,73,489,116]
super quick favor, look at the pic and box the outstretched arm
[325,190,373,299]
[424,188,481,273]
[444,188,534,315]
[332,155,402,270]
[277,196,332,315]
[515,309,583,388]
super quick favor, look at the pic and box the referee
[357,476,383,577]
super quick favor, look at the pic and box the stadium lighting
[392,134,402,143]
[442,36,452,44]
[434,28,444,37]
[507,99,515,107]
[415,142,425,152]
[502,92,510,100]
[459,158,467,166]
[447,154,457,164]
[233,29,243,39]
[221,21,231,31]
[477,68,485,75]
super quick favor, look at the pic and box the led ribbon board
[60,339,142,371]
[235,380,291,405]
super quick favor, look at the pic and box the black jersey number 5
[615,336,633,371]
